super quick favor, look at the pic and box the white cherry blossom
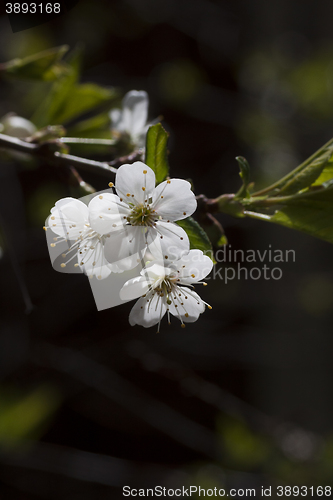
[46,195,124,279]
[0,114,36,138]
[110,90,150,148]
[120,250,213,331]
[90,161,197,271]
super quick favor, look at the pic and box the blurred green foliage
[0,385,61,449]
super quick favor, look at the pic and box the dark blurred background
[0,0,333,498]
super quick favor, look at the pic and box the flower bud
[1,115,36,138]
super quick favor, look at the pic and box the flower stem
[54,152,117,175]
[59,137,116,146]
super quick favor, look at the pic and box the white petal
[48,197,89,239]
[110,108,124,131]
[88,192,129,235]
[140,262,168,282]
[120,275,151,301]
[146,221,190,261]
[115,162,156,206]
[129,293,167,328]
[103,225,147,271]
[152,179,197,221]
[122,90,148,138]
[77,237,112,280]
[168,288,205,323]
[135,126,149,148]
[176,249,213,284]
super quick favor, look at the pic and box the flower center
[127,203,156,227]
[153,277,178,305]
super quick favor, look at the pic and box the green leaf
[253,137,333,197]
[313,156,333,186]
[177,216,214,260]
[52,83,117,125]
[268,186,333,243]
[217,234,228,246]
[227,138,333,245]
[235,156,251,199]
[2,45,69,81]
[31,51,80,128]
[276,148,332,196]
[67,112,111,138]
[246,184,333,244]
[145,123,169,184]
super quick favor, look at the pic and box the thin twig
[0,133,117,177]
[60,137,116,146]
[54,152,117,176]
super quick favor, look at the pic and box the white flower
[110,90,150,148]
[0,114,37,161]
[120,250,213,331]
[90,161,197,271]
[0,114,36,138]
[46,196,125,279]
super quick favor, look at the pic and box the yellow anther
[126,193,131,197]
[208,305,212,310]
[143,170,147,174]
[191,274,195,278]
[142,187,146,191]
[51,216,55,220]
[99,195,103,199]
[74,263,79,267]
[108,182,114,187]
[60,263,66,268]
[185,313,189,317]
[43,226,47,231]
[181,324,186,328]
[50,243,56,248]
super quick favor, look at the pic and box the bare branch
[0,133,118,178]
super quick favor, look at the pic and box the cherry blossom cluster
[45,161,213,330]
[45,89,213,330]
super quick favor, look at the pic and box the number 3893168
[277,486,331,496]
[6,3,61,14]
